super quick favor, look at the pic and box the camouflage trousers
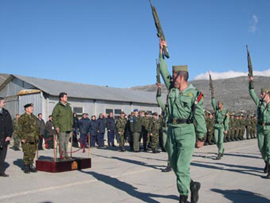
[118,132,125,150]
[151,133,159,151]
[22,142,37,165]
[12,133,21,148]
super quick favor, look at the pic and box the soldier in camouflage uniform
[228,113,234,142]
[240,115,245,140]
[18,104,39,174]
[142,112,151,152]
[205,112,214,145]
[251,115,257,139]
[246,115,252,140]
[10,114,21,151]
[149,112,161,153]
[116,111,127,152]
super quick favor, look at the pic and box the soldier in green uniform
[130,109,142,152]
[10,114,21,151]
[251,115,257,139]
[18,104,39,174]
[205,112,214,145]
[228,113,234,142]
[149,112,161,153]
[156,83,171,172]
[240,115,245,140]
[211,98,229,160]
[249,76,270,178]
[159,40,206,203]
[142,112,151,152]
[116,111,127,152]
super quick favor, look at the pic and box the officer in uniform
[142,112,151,152]
[18,103,39,174]
[149,112,161,153]
[249,76,270,178]
[211,98,229,160]
[159,40,206,203]
[10,114,21,151]
[130,109,142,152]
[116,111,127,152]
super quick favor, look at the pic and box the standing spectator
[0,97,13,177]
[37,113,46,150]
[97,114,106,148]
[103,113,108,143]
[10,114,20,151]
[126,113,134,151]
[130,109,142,152]
[149,112,162,153]
[45,115,56,149]
[79,113,91,151]
[52,92,73,160]
[72,113,79,147]
[89,115,98,147]
[107,112,116,147]
[116,111,127,152]
[18,103,39,174]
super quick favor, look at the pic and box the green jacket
[211,98,229,131]
[159,55,207,139]
[149,118,162,135]
[52,102,73,132]
[116,117,127,134]
[130,115,142,133]
[18,113,39,143]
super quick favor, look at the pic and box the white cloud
[194,69,270,80]
[249,14,259,33]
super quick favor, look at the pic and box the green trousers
[22,142,36,165]
[167,125,195,196]
[132,132,140,152]
[118,132,125,150]
[162,127,170,165]
[214,127,224,154]
[257,126,270,164]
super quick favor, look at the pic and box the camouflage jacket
[149,118,162,135]
[13,118,19,134]
[18,113,39,143]
[116,117,127,134]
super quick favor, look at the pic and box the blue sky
[0,0,270,87]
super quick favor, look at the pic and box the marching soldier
[18,103,39,174]
[211,98,229,160]
[249,76,270,178]
[159,39,206,203]
[116,111,127,152]
[10,114,21,151]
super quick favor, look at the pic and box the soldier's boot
[179,195,188,203]
[221,149,225,157]
[29,164,37,173]
[216,153,222,160]
[266,168,270,179]
[162,164,172,172]
[24,164,30,174]
[264,161,268,173]
[190,181,201,203]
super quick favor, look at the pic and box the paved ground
[0,139,270,203]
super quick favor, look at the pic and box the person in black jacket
[72,113,79,147]
[37,113,46,150]
[79,113,91,150]
[107,112,116,147]
[0,97,13,177]
[89,115,98,147]
[97,114,106,148]
[45,115,56,149]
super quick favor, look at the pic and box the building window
[114,109,121,115]
[106,109,113,114]
[73,107,83,114]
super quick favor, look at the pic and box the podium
[36,134,91,173]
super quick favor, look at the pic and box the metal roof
[13,74,165,104]
[0,74,10,87]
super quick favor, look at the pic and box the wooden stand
[36,133,91,173]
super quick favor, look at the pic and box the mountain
[131,76,270,114]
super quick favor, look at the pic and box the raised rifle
[209,72,214,97]
[156,59,161,96]
[246,45,253,77]
[149,0,169,58]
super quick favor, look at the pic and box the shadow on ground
[212,189,270,203]
[81,170,178,203]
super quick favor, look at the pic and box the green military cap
[172,65,188,73]
[261,88,266,93]
[24,103,33,109]
[264,88,270,93]
[152,112,158,116]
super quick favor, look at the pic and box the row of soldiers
[205,112,257,145]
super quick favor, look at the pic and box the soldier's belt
[169,118,192,125]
